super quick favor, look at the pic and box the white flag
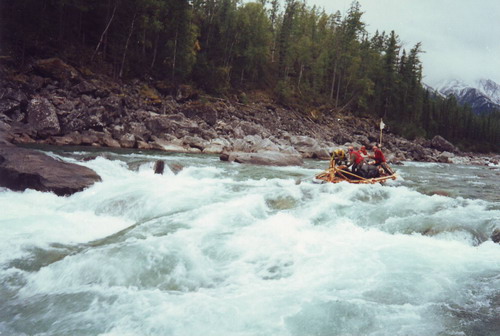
[380,119,385,130]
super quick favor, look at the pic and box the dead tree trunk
[297,62,304,94]
[119,12,137,78]
[171,29,178,82]
[330,61,337,101]
[150,32,159,69]
[91,3,117,62]
[335,71,342,109]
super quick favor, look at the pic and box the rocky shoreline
[1,58,499,195]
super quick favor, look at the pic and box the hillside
[1,57,498,168]
[1,0,499,152]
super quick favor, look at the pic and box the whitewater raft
[315,163,397,184]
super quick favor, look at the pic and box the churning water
[1,148,499,336]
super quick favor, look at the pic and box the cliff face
[0,58,498,167]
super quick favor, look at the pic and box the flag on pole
[380,119,385,130]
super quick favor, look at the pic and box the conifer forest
[1,0,499,152]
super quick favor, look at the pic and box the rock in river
[0,143,101,196]
[220,151,304,166]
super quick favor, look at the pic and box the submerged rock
[0,143,101,196]
[220,151,303,166]
[492,229,500,244]
[168,163,184,174]
[154,160,165,174]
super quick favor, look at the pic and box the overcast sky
[305,0,500,86]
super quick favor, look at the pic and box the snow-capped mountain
[431,79,500,115]
[422,83,445,99]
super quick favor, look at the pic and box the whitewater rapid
[1,150,499,336]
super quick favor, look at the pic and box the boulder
[405,143,429,161]
[203,138,230,154]
[50,133,81,146]
[144,114,198,136]
[154,160,165,174]
[168,163,184,174]
[58,103,110,134]
[232,138,253,152]
[0,121,12,144]
[137,140,151,150]
[80,131,100,146]
[150,138,187,152]
[0,87,27,120]
[119,133,136,148]
[0,143,101,196]
[33,58,79,81]
[51,95,78,112]
[102,134,121,148]
[220,151,303,166]
[175,85,199,103]
[187,147,202,153]
[128,122,151,141]
[492,229,500,244]
[437,151,455,163]
[310,146,331,160]
[279,145,301,155]
[289,135,329,159]
[290,135,318,148]
[72,81,97,95]
[254,137,281,153]
[239,121,267,137]
[431,135,459,153]
[33,58,80,82]
[27,96,61,137]
[0,99,20,117]
[181,102,218,126]
[182,135,207,151]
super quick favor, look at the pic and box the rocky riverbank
[1,57,499,194]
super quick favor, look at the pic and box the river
[1,147,499,336]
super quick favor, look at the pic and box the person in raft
[359,145,369,159]
[331,148,348,167]
[370,145,394,175]
[347,146,365,175]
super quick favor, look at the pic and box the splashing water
[1,149,499,336]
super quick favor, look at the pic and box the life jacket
[351,150,364,164]
[333,149,345,160]
[373,148,386,164]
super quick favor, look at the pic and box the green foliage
[274,80,293,105]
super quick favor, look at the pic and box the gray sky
[306,0,500,86]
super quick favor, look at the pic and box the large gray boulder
[0,121,12,144]
[33,58,80,82]
[220,151,303,166]
[289,135,329,159]
[150,137,187,152]
[182,135,207,151]
[431,135,459,153]
[27,96,61,137]
[203,138,230,154]
[0,143,101,196]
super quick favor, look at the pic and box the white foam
[1,154,499,336]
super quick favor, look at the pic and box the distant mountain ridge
[428,79,500,115]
